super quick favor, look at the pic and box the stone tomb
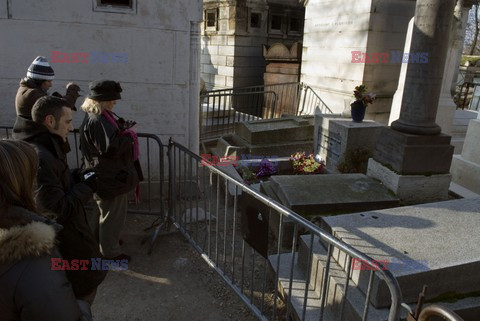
[268,198,480,321]
[265,174,399,217]
[231,115,315,157]
[314,112,385,173]
[261,174,399,250]
[318,197,480,319]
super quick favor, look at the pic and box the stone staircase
[268,235,404,321]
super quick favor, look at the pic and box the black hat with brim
[88,80,122,101]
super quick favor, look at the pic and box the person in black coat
[13,96,107,311]
[79,80,140,261]
[0,140,88,321]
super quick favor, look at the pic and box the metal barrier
[200,82,332,141]
[168,139,403,321]
[0,126,167,222]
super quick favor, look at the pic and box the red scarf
[102,110,141,203]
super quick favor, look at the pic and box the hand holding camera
[79,168,98,191]
[117,117,136,130]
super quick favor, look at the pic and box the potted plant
[351,84,376,122]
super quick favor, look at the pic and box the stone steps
[268,251,401,321]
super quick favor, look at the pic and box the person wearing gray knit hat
[14,56,81,120]
[27,56,55,81]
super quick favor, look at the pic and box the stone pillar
[391,0,456,135]
[388,17,414,126]
[189,21,201,153]
[367,0,456,204]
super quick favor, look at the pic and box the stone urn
[350,100,366,122]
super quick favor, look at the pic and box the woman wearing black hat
[79,80,140,262]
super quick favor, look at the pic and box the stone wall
[0,0,202,151]
[301,0,415,123]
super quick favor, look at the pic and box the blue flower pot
[351,100,366,122]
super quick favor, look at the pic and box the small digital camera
[83,171,96,180]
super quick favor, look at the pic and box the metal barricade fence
[167,139,403,321]
[0,126,166,221]
[200,82,332,141]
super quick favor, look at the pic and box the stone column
[388,17,414,126]
[391,0,456,135]
[189,21,201,154]
[367,0,457,204]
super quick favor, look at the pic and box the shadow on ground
[92,214,257,321]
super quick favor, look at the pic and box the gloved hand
[66,82,81,99]
[66,82,81,92]
[79,168,98,192]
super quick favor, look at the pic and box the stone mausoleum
[201,0,306,90]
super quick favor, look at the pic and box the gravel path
[91,214,257,321]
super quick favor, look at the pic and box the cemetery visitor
[79,80,142,262]
[13,56,81,138]
[0,140,90,321]
[14,96,106,317]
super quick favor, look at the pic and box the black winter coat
[13,118,107,298]
[0,206,82,321]
[79,112,139,200]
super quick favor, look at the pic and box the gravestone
[267,174,399,217]
[451,118,480,194]
[314,112,384,173]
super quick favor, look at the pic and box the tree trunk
[469,4,479,55]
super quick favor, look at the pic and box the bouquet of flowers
[353,84,376,106]
[290,152,325,175]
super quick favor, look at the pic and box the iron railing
[167,139,403,321]
[201,91,277,141]
[200,82,332,141]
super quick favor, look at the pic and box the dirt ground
[91,213,258,321]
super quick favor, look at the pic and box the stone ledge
[367,158,451,204]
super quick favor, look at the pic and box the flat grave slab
[268,174,399,216]
[321,197,480,306]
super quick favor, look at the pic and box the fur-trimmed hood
[0,206,56,265]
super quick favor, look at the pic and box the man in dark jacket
[13,96,107,312]
[13,56,81,136]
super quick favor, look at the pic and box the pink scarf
[102,110,141,203]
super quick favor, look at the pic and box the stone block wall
[0,0,202,151]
